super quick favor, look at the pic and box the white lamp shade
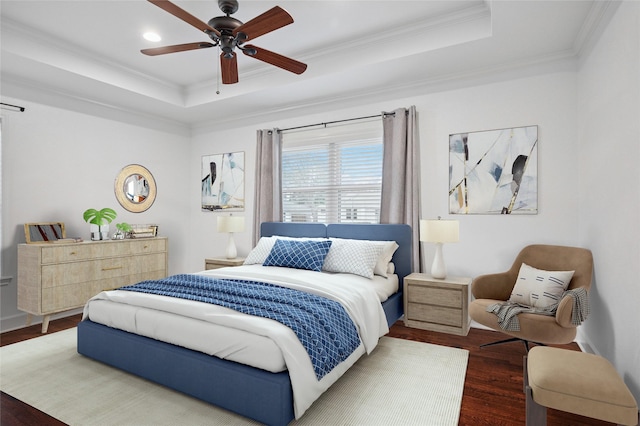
[217,216,245,233]
[420,219,459,243]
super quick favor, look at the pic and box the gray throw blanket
[487,287,590,331]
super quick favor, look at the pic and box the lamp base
[431,242,447,279]
[225,233,237,259]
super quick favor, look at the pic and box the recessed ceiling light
[143,32,161,42]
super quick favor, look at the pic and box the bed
[77,222,412,426]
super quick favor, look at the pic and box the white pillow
[373,241,399,277]
[323,238,387,279]
[509,263,575,308]
[244,236,327,265]
[386,262,395,275]
[244,236,277,265]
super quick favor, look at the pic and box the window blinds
[281,119,383,224]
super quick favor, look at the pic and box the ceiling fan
[142,0,307,84]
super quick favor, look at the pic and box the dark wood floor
[1,315,618,426]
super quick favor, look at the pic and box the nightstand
[204,257,245,270]
[403,273,472,336]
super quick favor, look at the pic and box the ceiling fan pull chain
[216,54,221,95]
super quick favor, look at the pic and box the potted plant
[113,222,132,240]
[83,208,117,240]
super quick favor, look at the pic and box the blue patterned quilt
[119,274,360,380]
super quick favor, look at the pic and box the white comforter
[82,264,390,418]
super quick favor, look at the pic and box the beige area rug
[1,328,468,425]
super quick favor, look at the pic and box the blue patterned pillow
[263,239,332,272]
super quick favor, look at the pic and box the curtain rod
[279,111,396,133]
[1,102,25,112]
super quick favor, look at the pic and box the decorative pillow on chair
[509,263,575,308]
[263,239,332,272]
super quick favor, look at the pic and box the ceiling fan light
[241,46,257,56]
[143,32,162,42]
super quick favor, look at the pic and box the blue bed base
[77,223,412,426]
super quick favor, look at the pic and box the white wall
[577,1,640,402]
[190,72,581,279]
[0,98,191,330]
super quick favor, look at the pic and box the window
[281,119,383,224]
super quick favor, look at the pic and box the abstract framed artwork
[24,222,66,243]
[449,125,538,215]
[201,151,245,211]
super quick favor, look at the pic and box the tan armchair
[469,244,593,350]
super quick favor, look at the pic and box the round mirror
[124,174,150,203]
[115,164,157,213]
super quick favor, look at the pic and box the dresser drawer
[41,244,97,263]
[41,238,167,264]
[407,284,462,308]
[41,253,166,288]
[407,302,462,327]
[127,239,167,254]
[41,270,166,312]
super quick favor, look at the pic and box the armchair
[469,244,593,350]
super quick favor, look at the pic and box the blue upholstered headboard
[260,222,413,287]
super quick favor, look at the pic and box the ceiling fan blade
[232,6,293,42]
[148,0,220,37]
[141,42,215,56]
[243,45,307,75]
[221,53,239,84]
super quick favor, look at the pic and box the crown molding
[191,49,579,134]
[1,17,186,105]
[1,73,191,137]
[573,0,622,63]
[300,1,491,63]
[185,1,493,101]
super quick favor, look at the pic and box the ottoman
[524,346,638,425]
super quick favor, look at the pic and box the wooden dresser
[18,237,168,332]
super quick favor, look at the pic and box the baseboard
[470,320,493,331]
[575,328,600,355]
[0,309,83,333]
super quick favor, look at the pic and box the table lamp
[420,217,459,279]
[217,215,245,259]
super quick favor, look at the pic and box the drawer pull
[70,251,77,255]
[101,266,123,271]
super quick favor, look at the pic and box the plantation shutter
[281,119,383,224]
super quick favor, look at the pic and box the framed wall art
[24,222,66,243]
[201,151,245,211]
[449,125,538,215]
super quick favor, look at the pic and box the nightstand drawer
[407,285,462,308]
[407,302,462,327]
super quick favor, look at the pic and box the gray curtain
[380,106,421,272]
[252,129,282,245]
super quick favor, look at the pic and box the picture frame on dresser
[24,222,66,243]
